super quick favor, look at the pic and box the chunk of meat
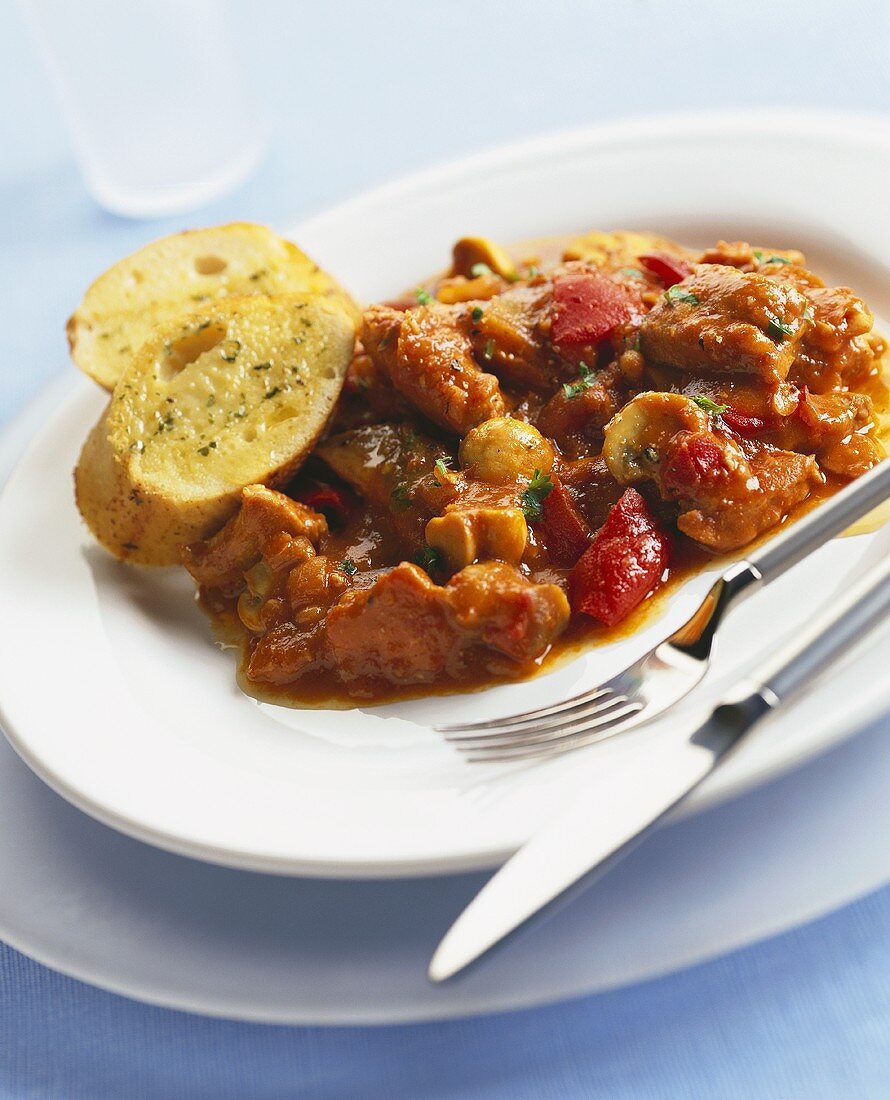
[447,562,570,662]
[323,562,569,686]
[538,362,626,455]
[659,431,822,552]
[559,456,626,531]
[640,264,809,383]
[698,241,805,270]
[569,489,670,626]
[182,486,327,592]
[362,304,505,433]
[468,286,562,391]
[316,423,455,548]
[789,284,881,393]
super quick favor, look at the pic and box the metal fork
[439,458,890,763]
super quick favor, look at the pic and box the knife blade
[428,693,769,983]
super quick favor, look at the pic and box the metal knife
[429,549,890,983]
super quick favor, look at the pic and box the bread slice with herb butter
[75,293,355,566]
[67,222,359,390]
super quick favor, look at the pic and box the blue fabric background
[1,2,889,1095]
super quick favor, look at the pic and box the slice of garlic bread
[75,293,355,565]
[67,223,359,390]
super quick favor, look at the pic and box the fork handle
[744,458,890,584]
[751,550,890,705]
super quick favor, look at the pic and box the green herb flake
[483,338,495,361]
[692,395,729,415]
[206,395,216,407]
[390,483,411,511]
[620,267,644,279]
[767,317,795,342]
[643,445,659,463]
[195,320,211,332]
[339,558,358,576]
[264,387,281,400]
[252,361,272,371]
[471,306,484,323]
[415,543,443,574]
[433,457,450,486]
[249,269,267,282]
[803,306,815,324]
[520,469,554,521]
[471,262,493,278]
[526,265,539,277]
[415,287,432,305]
[196,441,218,456]
[754,250,791,265]
[562,362,595,399]
[665,285,700,306]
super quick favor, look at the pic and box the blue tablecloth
[1,2,888,1095]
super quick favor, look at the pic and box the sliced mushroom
[602,392,710,483]
[451,236,518,281]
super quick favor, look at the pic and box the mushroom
[602,392,710,483]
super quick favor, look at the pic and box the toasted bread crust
[68,223,359,390]
[74,294,356,565]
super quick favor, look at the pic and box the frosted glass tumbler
[21,0,266,217]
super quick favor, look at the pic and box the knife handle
[750,551,890,705]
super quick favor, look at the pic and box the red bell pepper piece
[551,272,635,346]
[569,489,670,626]
[539,479,591,566]
[659,434,726,496]
[299,483,349,522]
[639,252,693,288]
[721,408,777,436]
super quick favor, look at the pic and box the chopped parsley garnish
[220,340,240,363]
[390,482,411,510]
[415,287,432,305]
[483,338,495,360]
[471,306,484,323]
[665,285,700,305]
[433,457,450,485]
[562,362,595,399]
[415,543,443,574]
[767,317,795,342]
[252,361,272,371]
[692,395,729,415]
[753,250,791,265]
[520,469,554,521]
[471,262,493,278]
[264,387,281,400]
[339,558,358,576]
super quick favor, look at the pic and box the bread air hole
[194,255,228,275]
[266,404,298,427]
[161,325,226,380]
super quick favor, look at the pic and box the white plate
[2,110,890,878]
